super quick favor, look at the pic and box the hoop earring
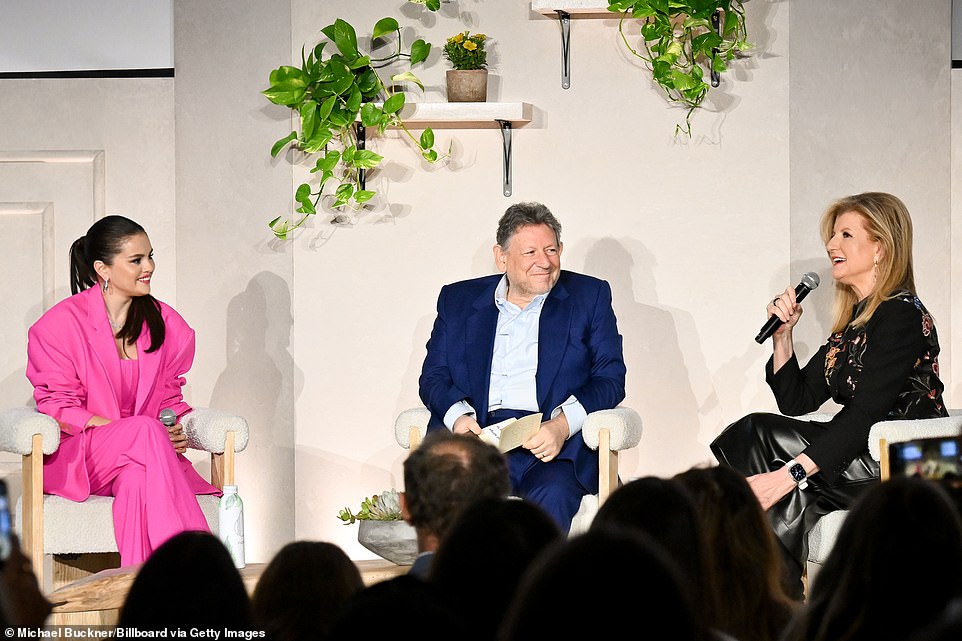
[102,278,109,294]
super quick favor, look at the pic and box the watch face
[790,463,806,482]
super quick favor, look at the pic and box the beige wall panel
[174,0,295,563]
[789,1,953,401]
[0,203,52,412]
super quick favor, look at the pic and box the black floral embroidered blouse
[766,291,947,483]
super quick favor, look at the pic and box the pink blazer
[26,286,195,500]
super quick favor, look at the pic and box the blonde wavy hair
[819,192,916,333]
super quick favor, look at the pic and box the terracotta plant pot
[446,69,488,102]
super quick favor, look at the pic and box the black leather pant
[710,412,879,599]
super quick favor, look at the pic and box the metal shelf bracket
[555,10,572,89]
[497,119,513,196]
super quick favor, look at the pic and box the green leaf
[419,128,434,149]
[345,87,362,113]
[318,95,336,121]
[426,0,441,10]
[335,183,355,203]
[372,17,399,40]
[360,103,383,127]
[391,71,424,92]
[302,127,333,154]
[352,149,384,169]
[324,19,359,60]
[262,66,309,106]
[294,183,312,203]
[670,68,699,91]
[410,39,431,66]
[354,190,376,203]
[270,131,297,157]
[313,150,341,173]
[711,56,728,72]
[299,100,318,141]
[356,68,380,94]
[422,148,438,162]
[383,92,405,114]
[682,17,713,31]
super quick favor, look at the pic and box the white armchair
[394,406,643,534]
[806,410,962,582]
[0,406,250,591]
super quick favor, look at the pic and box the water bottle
[218,484,245,568]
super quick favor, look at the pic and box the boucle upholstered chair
[805,410,962,583]
[0,405,249,591]
[394,406,643,534]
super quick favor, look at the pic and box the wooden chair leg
[409,426,422,450]
[211,431,236,490]
[23,433,45,590]
[597,428,618,506]
[879,438,890,481]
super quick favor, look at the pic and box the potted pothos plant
[607,0,750,137]
[262,17,440,238]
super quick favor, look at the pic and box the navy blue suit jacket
[418,270,626,493]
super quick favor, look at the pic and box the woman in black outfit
[711,192,947,599]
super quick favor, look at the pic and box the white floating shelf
[393,102,533,129]
[363,102,534,196]
[531,1,614,19]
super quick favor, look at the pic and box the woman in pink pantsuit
[26,215,219,566]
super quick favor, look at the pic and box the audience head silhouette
[402,430,510,551]
[251,540,363,641]
[497,525,709,641]
[590,475,711,617]
[118,531,251,631]
[786,476,962,641]
[430,497,562,641]
[675,464,796,641]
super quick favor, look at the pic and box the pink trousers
[83,416,219,566]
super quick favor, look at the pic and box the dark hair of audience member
[327,574,471,641]
[429,497,563,641]
[251,540,363,641]
[675,464,796,641]
[403,430,510,542]
[783,476,962,641]
[589,476,715,624]
[497,525,710,641]
[118,531,251,630]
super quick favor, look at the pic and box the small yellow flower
[452,32,465,43]
[463,40,478,51]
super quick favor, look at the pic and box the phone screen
[888,437,962,480]
[0,479,12,562]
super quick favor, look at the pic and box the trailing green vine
[262,17,441,238]
[607,0,750,136]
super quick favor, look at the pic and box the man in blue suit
[419,202,627,531]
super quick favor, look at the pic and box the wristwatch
[785,459,809,490]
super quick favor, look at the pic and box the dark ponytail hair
[69,215,166,353]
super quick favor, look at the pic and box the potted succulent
[607,0,751,137]
[337,489,417,565]
[443,30,489,102]
[262,17,442,238]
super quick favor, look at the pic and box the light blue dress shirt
[443,275,587,435]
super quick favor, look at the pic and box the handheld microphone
[754,272,820,344]
[159,408,177,428]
